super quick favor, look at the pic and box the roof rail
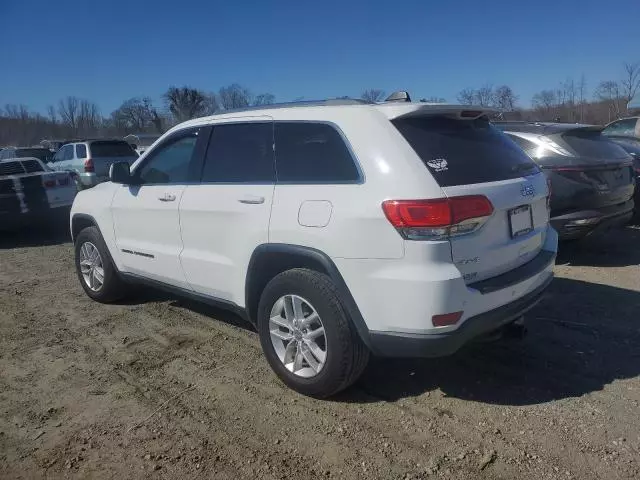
[213,98,373,115]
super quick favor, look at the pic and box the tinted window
[201,123,274,183]
[16,148,53,162]
[136,131,198,184]
[274,123,359,183]
[392,116,539,187]
[561,132,630,159]
[89,141,136,158]
[76,144,87,158]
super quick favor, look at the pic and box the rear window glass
[89,141,135,157]
[0,161,25,175]
[561,132,630,160]
[16,148,53,162]
[392,116,539,187]
[22,160,44,173]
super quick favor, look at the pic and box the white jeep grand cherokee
[70,98,557,397]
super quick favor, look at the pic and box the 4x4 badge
[520,183,535,197]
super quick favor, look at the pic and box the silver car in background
[48,139,138,189]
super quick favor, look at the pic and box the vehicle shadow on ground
[0,226,71,249]
[340,276,640,406]
[556,225,640,267]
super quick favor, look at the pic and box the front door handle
[238,195,265,205]
[158,193,176,202]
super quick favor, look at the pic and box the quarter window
[136,130,199,185]
[76,144,87,158]
[201,123,274,183]
[274,123,360,183]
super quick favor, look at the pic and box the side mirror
[110,161,132,184]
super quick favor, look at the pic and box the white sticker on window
[426,158,448,172]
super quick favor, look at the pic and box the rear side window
[76,144,87,158]
[89,141,136,158]
[392,116,539,187]
[274,123,360,183]
[201,123,274,183]
[561,132,630,160]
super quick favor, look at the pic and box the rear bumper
[77,173,105,188]
[551,199,634,240]
[369,273,553,357]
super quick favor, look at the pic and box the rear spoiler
[376,103,499,120]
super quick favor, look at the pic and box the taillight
[43,178,56,188]
[84,158,95,173]
[432,311,463,327]
[382,195,493,240]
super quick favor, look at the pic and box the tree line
[0,84,275,147]
[1,61,638,147]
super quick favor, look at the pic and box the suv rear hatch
[88,141,138,178]
[391,111,549,285]
[540,127,635,213]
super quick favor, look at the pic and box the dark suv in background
[496,122,635,239]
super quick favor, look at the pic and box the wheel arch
[71,213,99,242]
[245,244,371,348]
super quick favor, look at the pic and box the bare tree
[621,62,640,105]
[164,86,209,122]
[493,85,518,111]
[595,80,623,120]
[419,96,446,103]
[112,97,161,132]
[77,100,101,135]
[457,88,475,105]
[253,93,276,106]
[218,84,252,110]
[360,89,386,102]
[474,84,495,107]
[58,96,80,133]
[47,105,57,124]
[578,74,587,122]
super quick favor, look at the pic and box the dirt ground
[1,226,639,480]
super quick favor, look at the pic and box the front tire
[257,268,369,398]
[74,226,126,303]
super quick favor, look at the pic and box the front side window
[201,122,274,183]
[274,123,360,183]
[136,131,199,185]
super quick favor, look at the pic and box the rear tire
[257,268,369,398]
[74,226,126,303]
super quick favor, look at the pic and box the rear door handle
[238,195,265,205]
[158,193,176,202]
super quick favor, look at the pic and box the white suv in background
[70,98,557,397]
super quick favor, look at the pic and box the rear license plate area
[509,205,533,238]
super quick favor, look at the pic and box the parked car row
[495,122,636,239]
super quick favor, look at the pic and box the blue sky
[1,0,639,114]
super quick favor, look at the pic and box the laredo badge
[426,158,448,172]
